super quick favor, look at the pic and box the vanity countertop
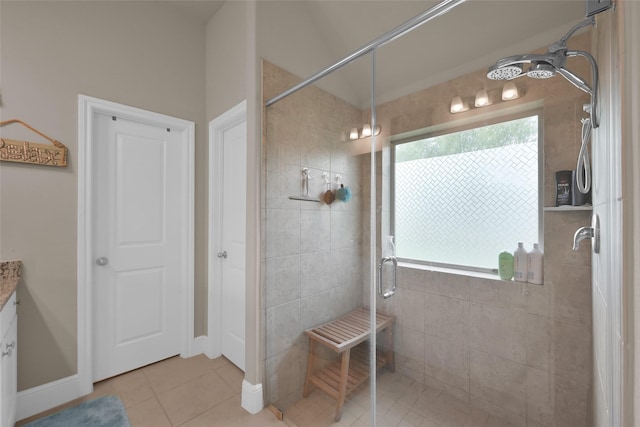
[0,261,22,311]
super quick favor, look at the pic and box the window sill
[397,261,503,282]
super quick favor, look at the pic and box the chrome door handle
[377,256,398,299]
[95,257,109,266]
[217,251,227,259]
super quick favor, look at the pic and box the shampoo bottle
[514,242,528,282]
[527,243,544,284]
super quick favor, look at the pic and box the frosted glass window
[393,115,539,272]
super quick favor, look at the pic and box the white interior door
[208,102,247,372]
[93,113,183,381]
[219,120,247,371]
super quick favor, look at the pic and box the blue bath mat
[23,395,130,427]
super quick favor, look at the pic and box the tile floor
[284,369,517,427]
[18,355,516,427]
[17,355,283,427]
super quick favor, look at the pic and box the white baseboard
[16,374,84,422]
[189,335,208,357]
[241,380,264,414]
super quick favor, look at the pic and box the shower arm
[549,17,596,53]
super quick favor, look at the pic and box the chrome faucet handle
[572,213,600,253]
[572,226,594,251]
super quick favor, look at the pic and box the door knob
[217,251,227,259]
[96,257,109,266]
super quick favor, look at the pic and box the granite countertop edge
[0,261,22,311]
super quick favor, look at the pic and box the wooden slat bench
[302,307,395,421]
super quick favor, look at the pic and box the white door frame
[77,95,195,396]
[207,100,247,359]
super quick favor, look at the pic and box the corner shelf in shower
[544,205,592,212]
[289,196,320,202]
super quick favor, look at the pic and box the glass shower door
[262,52,379,426]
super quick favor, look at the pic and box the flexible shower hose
[576,117,592,194]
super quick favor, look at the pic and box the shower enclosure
[261,1,594,425]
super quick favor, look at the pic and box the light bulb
[349,128,359,140]
[361,124,372,137]
[502,82,519,100]
[474,89,489,107]
[450,96,464,113]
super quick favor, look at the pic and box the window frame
[390,107,544,275]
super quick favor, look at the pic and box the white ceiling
[301,0,587,106]
[174,0,588,107]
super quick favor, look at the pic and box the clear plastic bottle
[513,242,528,282]
[384,236,396,258]
[527,243,544,285]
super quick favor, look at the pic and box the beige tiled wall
[262,30,593,426]
[262,61,365,408]
[370,32,594,427]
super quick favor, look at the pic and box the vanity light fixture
[450,83,520,114]
[502,82,519,100]
[349,124,381,140]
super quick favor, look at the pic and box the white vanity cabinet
[0,292,17,427]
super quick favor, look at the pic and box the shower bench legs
[302,307,395,422]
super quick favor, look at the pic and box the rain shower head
[486,17,596,83]
[486,63,523,80]
[527,62,556,79]
[486,53,566,81]
[485,17,599,128]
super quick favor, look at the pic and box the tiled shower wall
[262,31,593,426]
[262,61,366,408]
[369,32,594,426]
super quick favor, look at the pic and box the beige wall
[203,1,250,344]
[206,1,248,121]
[0,1,208,391]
